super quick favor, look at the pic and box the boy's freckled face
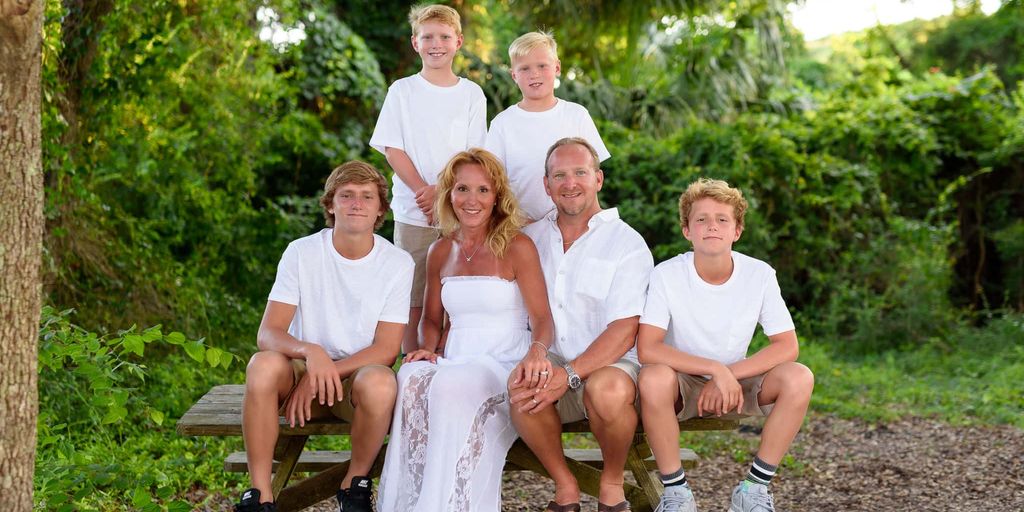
[510,46,560,102]
[330,182,383,234]
[412,21,462,70]
[683,197,742,256]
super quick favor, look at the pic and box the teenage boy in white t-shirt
[370,4,486,354]
[637,178,814,512]
[485,31,610,223]
[234,162,414,512]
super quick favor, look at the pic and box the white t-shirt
[268,229,414,360]
[641,251,795,366]
[369,74,487,227]
[523,208,653,362]
[485,99,610,221]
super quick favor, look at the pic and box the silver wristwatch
[564,363,583,390]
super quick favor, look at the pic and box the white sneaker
[729,481,775,512]
[653,484,697,512]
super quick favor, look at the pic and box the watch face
[568,374,582,390]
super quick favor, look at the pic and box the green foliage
[802,313,1024,427]
[36,306,241,510]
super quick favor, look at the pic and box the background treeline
[36,0,1024,509]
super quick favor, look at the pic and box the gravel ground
[202,415,1024,511]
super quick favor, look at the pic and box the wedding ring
[539,370,550,376]
[532,398,539,404]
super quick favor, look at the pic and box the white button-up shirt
[523,208,654,362]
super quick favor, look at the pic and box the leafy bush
[35,307,240,511]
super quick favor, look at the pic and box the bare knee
[246,351,293,396]
[638,364,678,404]
[352,366,397,412]
[584,368,636,420]
[773,362,814,402]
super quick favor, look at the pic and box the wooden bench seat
[223,447,700,473]
[178,384,737,512]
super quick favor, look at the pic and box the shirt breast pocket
[577,258,615,301]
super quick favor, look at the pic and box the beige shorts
[547,351,640,423]
[282,360,392,420]
[394,221,439,307]
[675,372,773,421]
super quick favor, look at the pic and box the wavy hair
[678,177,748,229]
[435,148,525,258]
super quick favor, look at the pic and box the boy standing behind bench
[370,4,487,354]
[637,178,814,512]
[485,31,610,223]
[235,162,413,512]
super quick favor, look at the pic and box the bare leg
[343,366,398,488]
[754,362,814,465]
[638,364,683,475]
[242,352,295,502]
[509,378,580,505]
[583,367,638,505]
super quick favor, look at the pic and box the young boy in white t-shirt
[485,31,610,222]
[369,4,486,354]
[234,161,414,512]
[637,178,814,512]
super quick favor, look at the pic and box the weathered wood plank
[270,436,307,498]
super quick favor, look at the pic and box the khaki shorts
[394,221,439,307]
[282,360,391,420]
[547,351,640,423]
[675,372,773,421]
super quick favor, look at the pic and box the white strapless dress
[377,276,530,512]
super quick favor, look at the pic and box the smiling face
[329,182,384,235]
[450,163,496,230]
[544,143,603,218]
[412,20,462,71]
[683,197,743,256]
[510,46,560,105]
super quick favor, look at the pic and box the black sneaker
[336,476,373,512]
[234,488,277,512]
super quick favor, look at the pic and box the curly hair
[678,177,748,230]
[319,161,390,230]
[435,148,525,258]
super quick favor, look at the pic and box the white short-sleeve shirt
[268,229,414,360]
[523,208,653,362]
[369,74,487,227]
[485,99,610,221]
[641,251,795,365]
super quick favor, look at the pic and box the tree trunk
[0,0,44,509]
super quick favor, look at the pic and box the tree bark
[0,0,44,509]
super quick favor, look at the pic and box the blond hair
[435,148,525,258]
[320,161,390,230]
[408,3,462,36]
[508,31,558,62]
[678,178,749,229]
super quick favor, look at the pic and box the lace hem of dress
[397,365,438,510]
[446,392,508,512]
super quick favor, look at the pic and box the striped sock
[745,456,777,485]
[659,467,687,487]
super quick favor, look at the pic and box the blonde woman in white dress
[378,148,555,511]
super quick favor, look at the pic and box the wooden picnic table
[177,384,737,511]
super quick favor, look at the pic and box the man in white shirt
[511,138,653,512]
[235,161,414,512]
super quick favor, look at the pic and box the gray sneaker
[729,481,775,512]
[654,484,697,512]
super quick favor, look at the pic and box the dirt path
[210,415,1024,511]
